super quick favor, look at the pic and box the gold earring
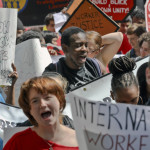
[139,96,143,105]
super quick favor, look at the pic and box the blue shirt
[0,138,3,150]
[0,93,5,103]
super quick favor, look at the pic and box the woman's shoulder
[61,125,78,147]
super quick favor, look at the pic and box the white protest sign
[64,57,149,119]
[15,39,52,106]
[53,12,68,33]
[69,94,150,150]
[0,102,27,141]
[0,8,17,85]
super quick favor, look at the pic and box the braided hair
[108,56,139,94]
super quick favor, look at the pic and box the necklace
[47,141,53,150]
[44,140,53,150]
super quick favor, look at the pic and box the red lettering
[127,135,137,150]
[101,134,113,150]
[139,135,148,150]
[115,135,125,150]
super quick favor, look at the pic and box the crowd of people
[1,1,150,149]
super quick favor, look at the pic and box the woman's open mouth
[41,111,52,119]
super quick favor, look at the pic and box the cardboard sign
[145,0,150,32]
[0,8,17,86]
[60,0,119,35]
[91,0,136,21]
[69,94,150,150]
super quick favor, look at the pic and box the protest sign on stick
[0,8,17,85]
[60,0,119,35]
[69,94,150,150]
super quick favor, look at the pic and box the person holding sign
[3,76,78,150]
[109,56,142,104]
[44,27,123,92]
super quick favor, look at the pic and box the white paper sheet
[15,39,52,106]
[53,12,68,33]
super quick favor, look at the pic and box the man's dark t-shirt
[43,57,101,92]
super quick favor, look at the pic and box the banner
[15,39,52,106]
[66,0,136,22]
[0,102,27,147]
[91,0,136,21]
[2,0,70,26]
[69,94,150,150]
[0,8,17,85]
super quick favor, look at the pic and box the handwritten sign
[60,0,119,35]
[15,39,52,106]
[0,8,17,86]
[69,94,150,150]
